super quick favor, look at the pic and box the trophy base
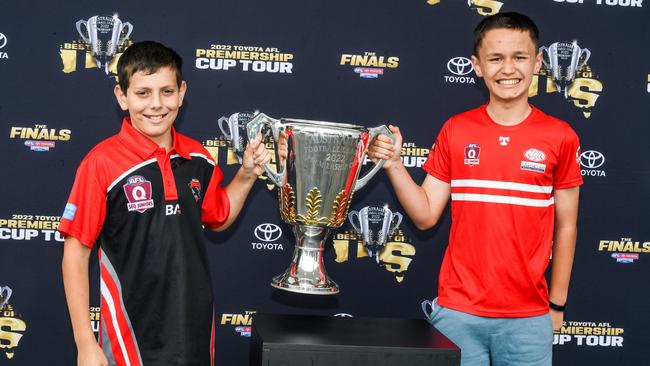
[271,274,339,295]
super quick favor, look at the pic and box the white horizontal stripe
[190,152,215,166]
[451,179,553,194]
[107,158,158,193]
[452,193,555,207]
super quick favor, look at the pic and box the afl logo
[254,223,282,242]
[524,148,546,162]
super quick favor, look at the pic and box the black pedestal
[250,313,460,366]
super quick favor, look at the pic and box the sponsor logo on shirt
[524,148,546,162]
[123,175,154,213]
[520,161,546,173]
[62,203,77,221]
[499,136,509,146]
[463,143,480,166]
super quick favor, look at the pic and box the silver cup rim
[280,118,367,132]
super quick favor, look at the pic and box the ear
[178,80,187,107]
[471,55,483,78]
[114,85,129,111]
[534,50,542,74]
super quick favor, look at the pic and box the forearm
[385,162,443,230]
[549,225,577,305]
[218,167,258,231]
[62,239,96,348]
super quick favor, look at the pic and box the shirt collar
[118,117,192,160]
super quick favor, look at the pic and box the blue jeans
[422,298,552,366]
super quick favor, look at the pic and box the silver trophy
[348,205,402,263]
[76,14,133,74]
[218,111,260,163]
[247,113,395,294]
[540,40,591,98]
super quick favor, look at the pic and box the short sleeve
[201,164,230,229]
[58,159,107,248]
[554,126,584,189]
[422,120,452,183]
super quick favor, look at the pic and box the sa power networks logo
[332,228,416,283]
[340,51,400,78]
[0,214,63,243]
[579,150,606,177]
[60,13,134,76]
[553,0,643,8]
[0,286,27,360]
[427,0,504,16]
[531,40,603,118]
[0,32,9,60]
[196,44,294,74]
[598,237,648,263]
[9,124,71,152]
[220,311,255,337]
[444,57,475,84]
[123,175,154,213]
[251,223,284,250]
[554,320,624,347]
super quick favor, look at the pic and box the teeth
[498,79,519,85]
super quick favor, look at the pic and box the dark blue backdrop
[1,1,649,365]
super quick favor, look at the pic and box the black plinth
[250,313,460,366]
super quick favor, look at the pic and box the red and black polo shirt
[59,117,230,365]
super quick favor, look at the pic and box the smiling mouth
[497,79,521,86]
[144,113,168,122]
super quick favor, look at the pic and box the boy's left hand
[242,132,270,178]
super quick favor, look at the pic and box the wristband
[549,300,566,312]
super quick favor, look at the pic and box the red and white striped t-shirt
[424,104,583,317]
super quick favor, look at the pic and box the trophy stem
[271,225,339,295]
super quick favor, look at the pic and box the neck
[151,133,173,152]
[486,99,532,126]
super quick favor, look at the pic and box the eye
[163,89,176,95]
[135,90,149,96]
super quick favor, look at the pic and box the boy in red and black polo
[59,41,270,366]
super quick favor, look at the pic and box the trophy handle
[75,20,90,43]
[247,112,286,187]
[577,48,591,70]
[119,22,133,45]
[353,125,396,191]
[348,211,362,232]
[218,116,232,140]
[388,212,403,235]
[539,46,551,69]
[0,286,12,308]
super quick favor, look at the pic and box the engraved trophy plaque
[540,40,591,98]
[76,14,133,74]
[348,205,403,263]
[247,113,395,294]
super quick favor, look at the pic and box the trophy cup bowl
[76,14,132,74]
[247,113,394,294]
[540,41,590,98]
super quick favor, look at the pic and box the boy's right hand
[78,341,108,366]
[368,125,403,170]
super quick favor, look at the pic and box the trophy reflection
[349,205,403,263]
[540,40,591,98]
[247,113,394,294]
[76,14,133,74]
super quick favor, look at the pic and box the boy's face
[114,66,186,147]
[471,28,542,105]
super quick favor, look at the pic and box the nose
[502,58,515,74]
[150,91,163,109]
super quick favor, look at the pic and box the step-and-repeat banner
[1,1,648,365]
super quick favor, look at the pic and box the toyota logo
[447,57,473,76]
[254,223,282,242]
[0,33,7,49]
[579,150,605,169]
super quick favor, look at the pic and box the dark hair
[473,12,539,56]
[117,41,183,93]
